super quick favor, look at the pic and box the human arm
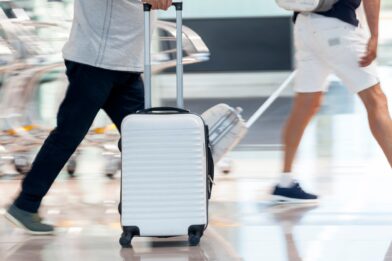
[360,0,381,67]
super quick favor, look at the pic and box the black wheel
[119,232,133,248]
[106,173,115,179]
[188,225,204,246]
[104,157,120,179]
[15,164,31,175]
[67,159,77,177]
[119,226,140,248]
[188,234,201,246]
[67,169,75,177]
[14,156,31,175]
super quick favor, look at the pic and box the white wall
[158,0,290,19]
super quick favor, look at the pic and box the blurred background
[0,1,392,260]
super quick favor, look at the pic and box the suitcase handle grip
[143,2,183,11]
[138,107,189,114]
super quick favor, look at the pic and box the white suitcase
[119,2,213,247]
[202,72,296,163]
[202,104,248,163]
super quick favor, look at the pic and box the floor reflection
[120,247,207,261]
[268,204,319,261]
[0,228,244,261]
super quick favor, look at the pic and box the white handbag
[275,0,339,12]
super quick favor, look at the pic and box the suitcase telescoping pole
[245,71,297,128]
[143,3,152,109]
[143,1,184,110]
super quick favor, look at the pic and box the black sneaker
[5,204,55,235]
[271,182,318,204]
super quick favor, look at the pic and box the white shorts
[294,13,379,93]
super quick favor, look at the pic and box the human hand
[143,0,173,10]
[360,36,378,67]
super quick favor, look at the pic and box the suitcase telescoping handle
[143,2,184,110]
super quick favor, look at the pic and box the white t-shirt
[62,0,144,72]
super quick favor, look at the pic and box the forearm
[362,0,381,38]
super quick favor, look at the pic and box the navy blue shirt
[294,0,362,26]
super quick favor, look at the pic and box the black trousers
[14,60,144,213]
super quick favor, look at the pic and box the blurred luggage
[202,72,296,163]
[202,104,247,163]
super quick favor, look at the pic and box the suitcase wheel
[66,159,76,177]
[119,232,133,248]
[217,157,233,175]
[106,173,115,179]
[119,226,140,248]
[188,234,201,246]
[188,225,204,246]
[13,155,31,175]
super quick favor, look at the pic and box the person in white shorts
[272,0,392,202]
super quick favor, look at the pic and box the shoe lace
[293,181,305,193]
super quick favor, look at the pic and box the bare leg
[358,84,392,167]
[283,92,324,172]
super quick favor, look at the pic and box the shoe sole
[271,195,319,204]
[4,212,55,236]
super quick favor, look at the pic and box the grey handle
[137,107,189,114]
[143,2,184,109]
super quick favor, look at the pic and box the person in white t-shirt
[5,0,172,235]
